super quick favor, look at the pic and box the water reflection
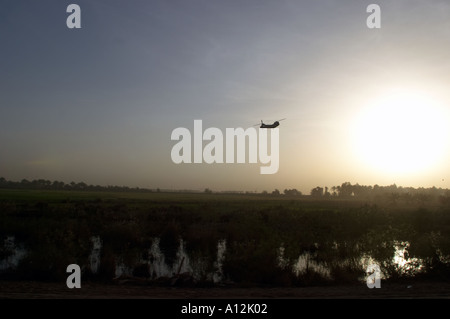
[293,251,331,279]
[2,234,449,284]
[89,236,102,274]
[213,239,226,283]
[392,241,424,276]
[111,238,226,282]
[0,236,26,272]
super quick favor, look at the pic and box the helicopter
[254,118,286,129]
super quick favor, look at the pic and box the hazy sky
[2,0,450,193]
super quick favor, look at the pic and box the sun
[352,89,448,175]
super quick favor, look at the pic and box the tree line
[308,182,450,205]
[258,182,450,204]
[1,178,449,204]
[0,177,152,193]
[310,182,449,197]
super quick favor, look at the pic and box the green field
[1,189,450,286]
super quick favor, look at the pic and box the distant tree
[204,188,213,194]
[77,182,87,190]
[338,182,354,197]
[414,193,431,206]
[52,181,65,189]
[272,189,280,196]
[389,192,400,205]
[439,192,450,207]
[331,186,338,197]
[284,189,301,196]
[401,192,413,205]
[310,186,324,198]
[352,184,372,199]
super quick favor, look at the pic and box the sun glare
[352,90,449,175]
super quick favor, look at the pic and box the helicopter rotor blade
[277,118,286,122]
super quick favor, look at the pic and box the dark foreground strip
[1,299,444,319]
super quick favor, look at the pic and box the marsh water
[2,234,448,284]
[1,194,450,285]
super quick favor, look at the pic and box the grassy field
[1,189,450,287]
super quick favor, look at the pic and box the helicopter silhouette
[254,118,286,129]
